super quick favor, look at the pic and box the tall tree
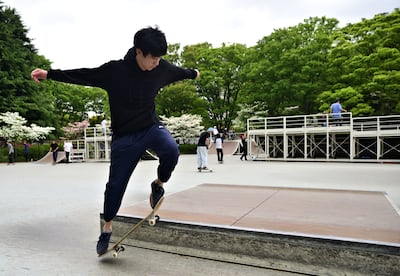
[240,17,339,116]
[156,82,207,118]
[182,43,248,131]
[1,3,110,137]
[0,4,54,126]
[156,43,208,120]
[327,9,400,115]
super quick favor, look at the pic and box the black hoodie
[48,47,197,136]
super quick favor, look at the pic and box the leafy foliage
[181,43,247,131]
[326,10,400,115]
[0,4,53,126]
[0,3,109,138]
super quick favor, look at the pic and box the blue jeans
[103,124,179,222]
[52,151,58,162]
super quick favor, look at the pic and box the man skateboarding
[31,26,200,255]
[197,129,213,171]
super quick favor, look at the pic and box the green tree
[155,43,208,123]
[0,4,54,126]
[1,3,110,138]
[49,82,109,126]
[182,43,248,131]
[327,9,400,115]
[240,17,338,117]
[316,87,374,117]
[156,82,207,118]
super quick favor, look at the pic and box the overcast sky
[4,0,399,69]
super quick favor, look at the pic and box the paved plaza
[1,154,399,275]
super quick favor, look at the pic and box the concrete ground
[1,154,399,275]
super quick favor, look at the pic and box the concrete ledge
[101,215,400,275]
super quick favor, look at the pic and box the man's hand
[31,68,48,82]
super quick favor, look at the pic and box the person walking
[240,133,248,161]
[7,140,14,165]
[215,133,224,163]
[49,141,59,164]
[63,140,73,163]
[31,26,200,255]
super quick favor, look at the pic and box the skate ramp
[208,140,239,155]
[111,184,400,275]
[35,152,66,164]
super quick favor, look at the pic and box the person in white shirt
[215,133,224,163]
[101,118,107,134]
[64,141,73,163]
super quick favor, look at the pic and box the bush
[178,144,197,154]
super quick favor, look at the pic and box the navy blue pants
[103,124,179,222]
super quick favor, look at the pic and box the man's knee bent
[157,144,179,182]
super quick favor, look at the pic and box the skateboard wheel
[113,245,125,257]
[155,215,160,222]
[149,218,156,226]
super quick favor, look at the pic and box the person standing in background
[49,141,59,164]
[101,117,107,135]
[24,141,30,162]
[7,140,15,165]
[240,133,248,161]
[215,133,224,163]
[63,140,73,163]
[330,99,347,126]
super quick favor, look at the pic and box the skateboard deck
[98,196,164,258]
[198,168,213,172]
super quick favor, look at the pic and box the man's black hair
[133,26,167,57]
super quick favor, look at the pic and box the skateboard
[98,196,164,258]
[197,167,213,172]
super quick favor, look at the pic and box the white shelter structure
[247,113,400,162]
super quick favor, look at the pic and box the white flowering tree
[0,112,54,141]
[160,114,204,142]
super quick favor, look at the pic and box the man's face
[136,48,161,71]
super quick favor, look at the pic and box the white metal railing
[248,112,353,131]
[84,126,110,138]
[247,113,400,161]
[353,115,400,132]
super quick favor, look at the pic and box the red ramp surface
[119,184,400,245]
